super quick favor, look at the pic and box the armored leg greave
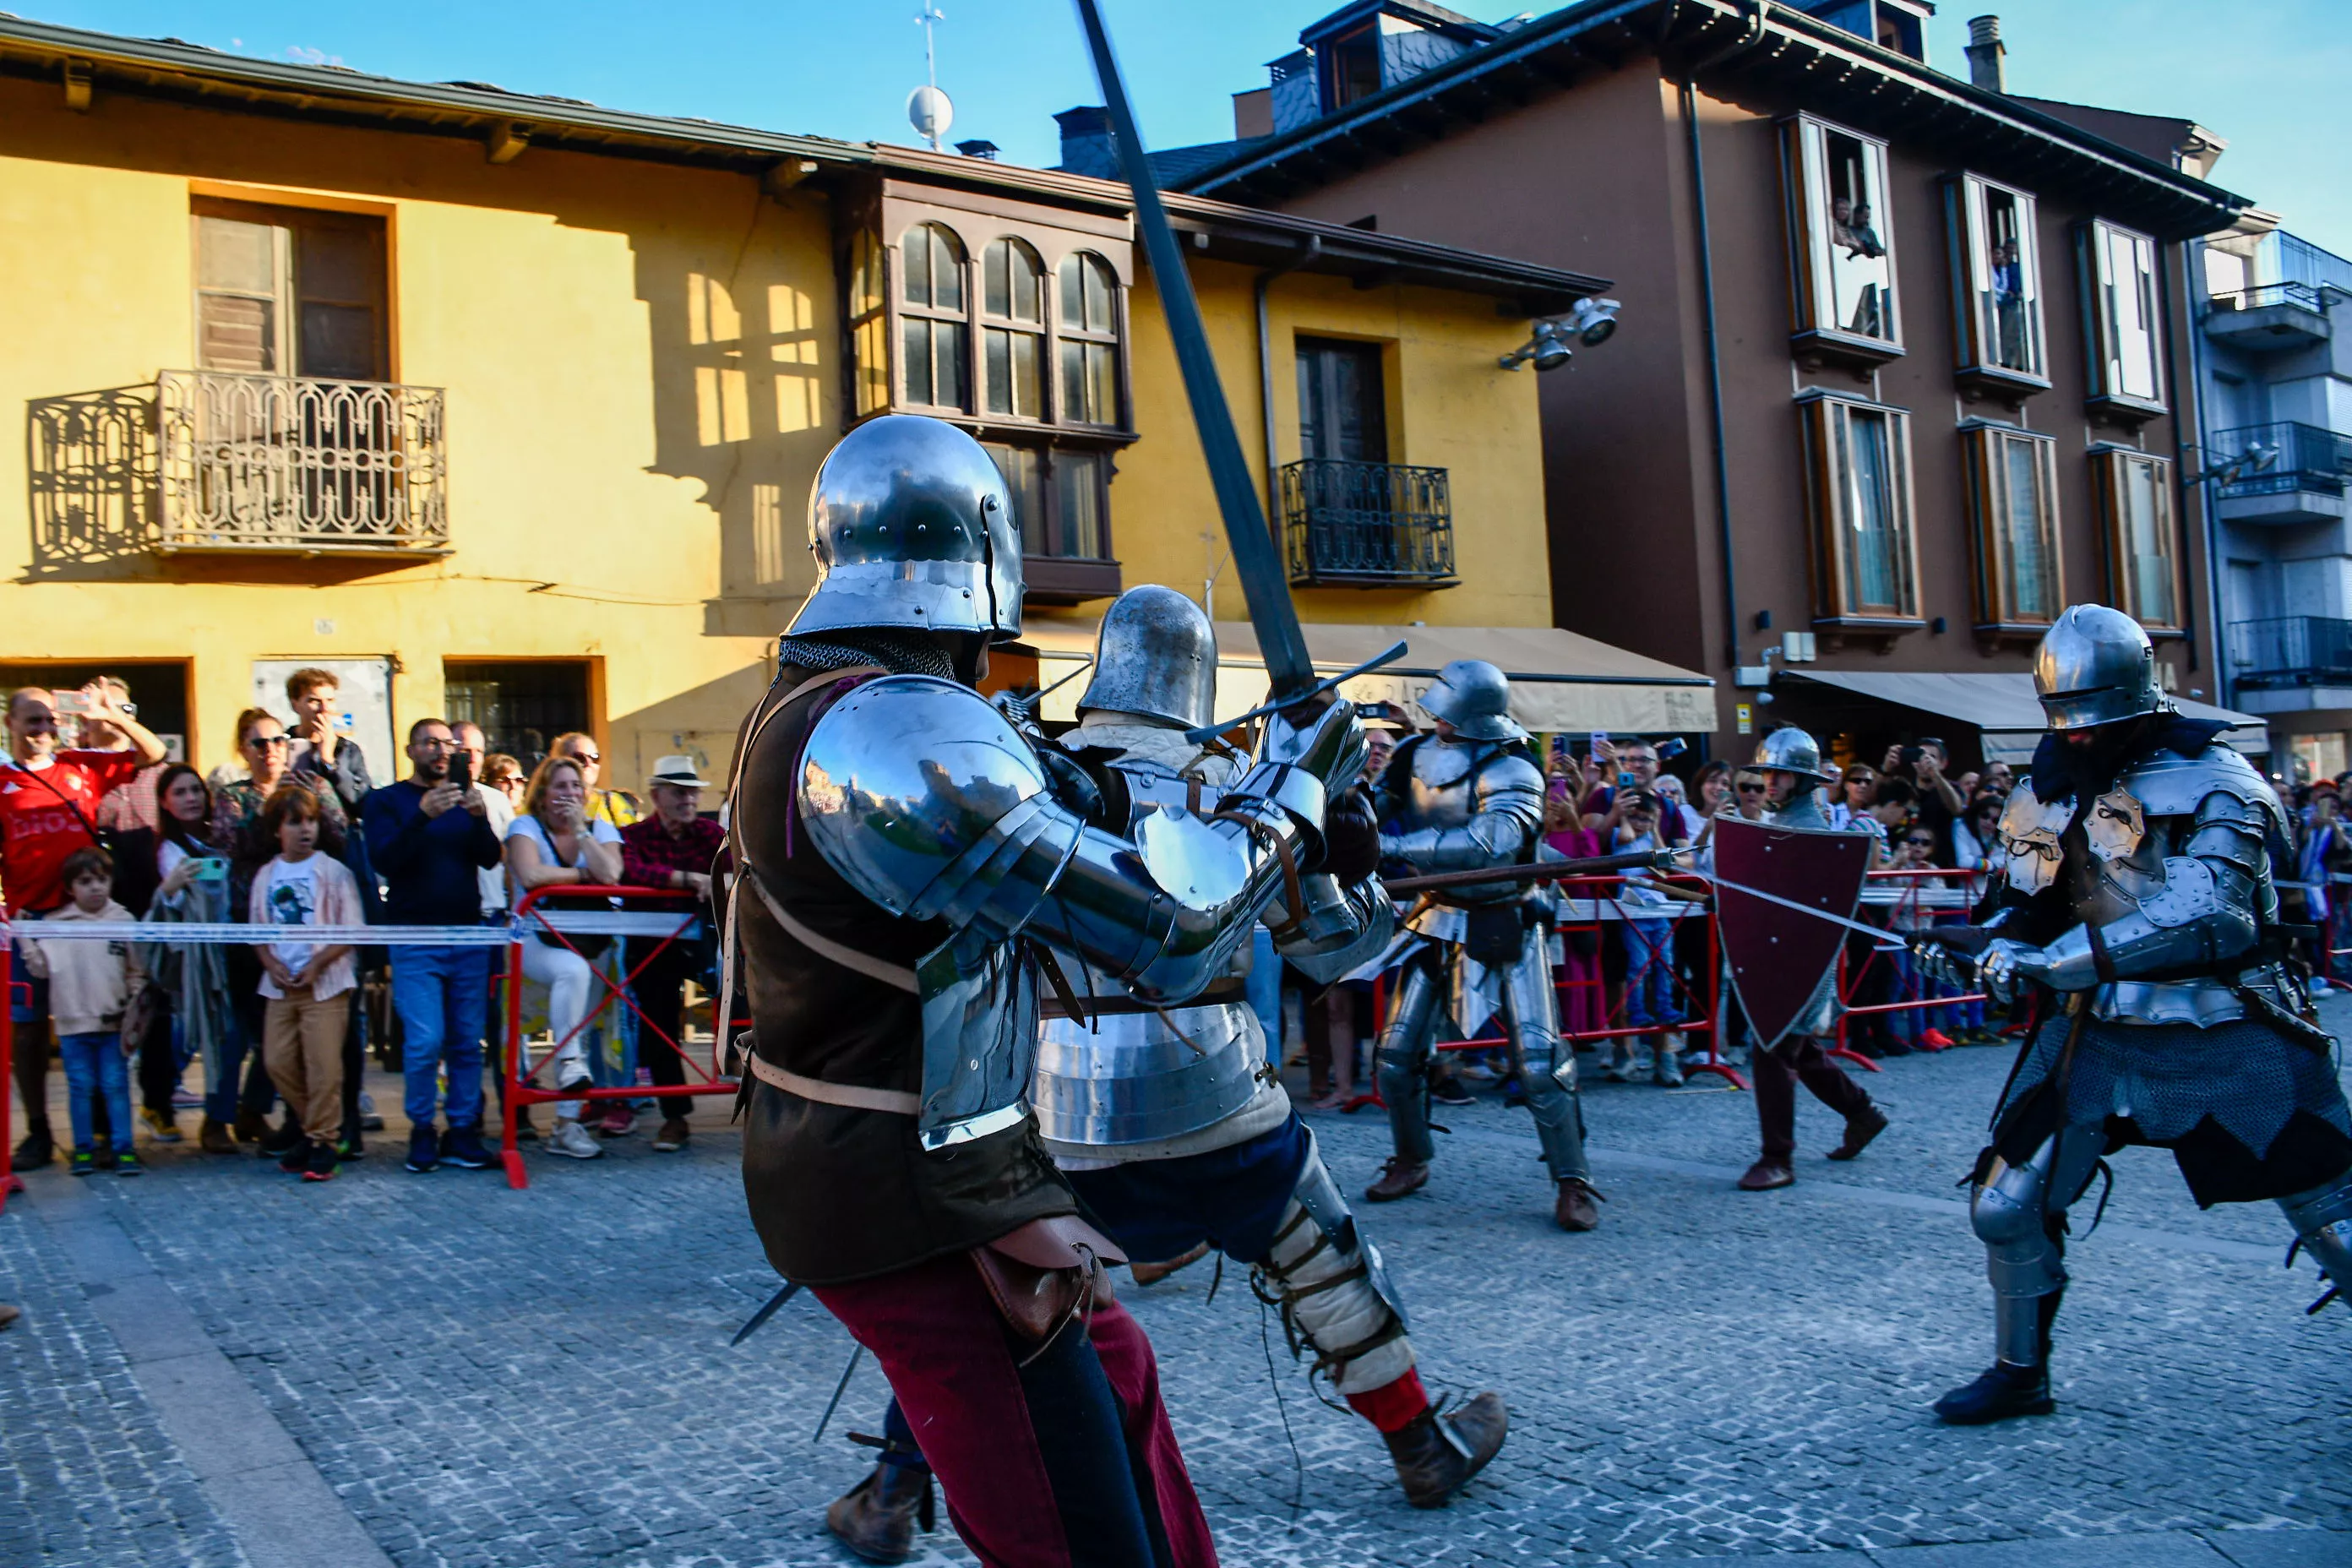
[1256,1139,1415,1395]
[1501,941,1591,1185]
[1969,1124,2105,1366]
[1378,964,1445,1166]
[2277,1166,2352,1311]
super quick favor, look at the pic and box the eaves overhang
[1179,0,2250,241]
[0,16,868,179]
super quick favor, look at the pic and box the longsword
[729,1280,801,1347]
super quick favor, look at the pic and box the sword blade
[813,1343,865,1445]
[1072,0,1315,697]
[1707,873,1903,949]
[729,1280,801,1347]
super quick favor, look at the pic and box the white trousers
[521,938,595,1119]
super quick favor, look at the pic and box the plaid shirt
[618,814,727,891]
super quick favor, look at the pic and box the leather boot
[1130,1241,1211,1287]
[1935,1292,2061,1424]
[1554,1178,1603,1232]
[12,1122,55,1170]
[825,1461,934,1565]
[199,1117,237,1156]
[1827,1103,1888,1162]
[1382,1391,1508,1508]
[1738,1158,1794,1191]
[232,1107,270,1145]
[1364,1157,1429,1202]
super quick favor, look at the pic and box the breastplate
[1402,739,1479,830]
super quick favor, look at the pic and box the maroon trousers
[1752,1033,1874,1162]
[813,1252,1217,1568]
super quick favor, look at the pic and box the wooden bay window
[1945,174,2049,398]
[2078,220,2166,421]
[1799,391,1922,631]
[1961,422,2064,635]
[1782,116,1902,368]
[2092,445,2182,631]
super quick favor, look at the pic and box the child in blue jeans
[1610,792,1688,1085]
[24,847,149,1176]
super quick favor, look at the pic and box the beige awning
[1017,617,1715,732]
[1783,669,2269,760]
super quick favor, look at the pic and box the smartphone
[1655,737,1688,760]
[52,691,91,716]
[1549,734,1571,762]
[1589,730,1609,749]
[449,750,473,792]
[1616,771,1636,789]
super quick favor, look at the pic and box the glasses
[246,734,289,749]
[569,751,602,765]
[1735,783,1767,794]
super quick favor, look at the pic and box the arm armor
[1384,751,1545,871]
[797,676,1361,1004]
[2014,792,2269,992]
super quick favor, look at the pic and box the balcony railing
[2205,280,2349,317]
[156,371,448,554]
[1279,459,1456,587]
[2209,420,2352,500]
[2227,616,2352,689]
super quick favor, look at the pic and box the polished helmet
[2034,603,2167,730]
[1752,726,1833,783]
[1417,659,1525,743]
[786,414,1022,640]
[1076,585,1217,729]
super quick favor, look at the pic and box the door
[1295,337,1388,463]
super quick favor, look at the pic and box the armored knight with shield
[728,416,1369,1565]
[822,588,1507,1560]
[1363,660,1605,1232]
[1920,605,2352,1424]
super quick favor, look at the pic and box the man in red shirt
[5,683,167,1168]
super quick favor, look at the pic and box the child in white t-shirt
[248,786,360,1182]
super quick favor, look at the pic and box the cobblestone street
[3,1009,2348,1568]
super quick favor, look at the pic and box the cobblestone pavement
[3,1003,2349,1567]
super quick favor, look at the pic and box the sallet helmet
[2034,603,2167,730]
[1077,585,1217,730]
[1417,659,1526,743]
[1752,726,1833,783]
[786,414,1023,640]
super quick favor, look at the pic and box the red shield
[1712,815,1874,1052]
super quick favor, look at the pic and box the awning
[1783,670,2268,761]
[1015,617,1715,732]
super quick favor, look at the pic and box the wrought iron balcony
[156,372,448,554]
[1279,459,1456,588]
[2202,281,2342,351]
[2226,616,2352,689]
[2209,420,2352,514]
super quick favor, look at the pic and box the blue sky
[24,0,2352,253]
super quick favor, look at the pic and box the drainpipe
[2175,237,2226,705]
[1256,235,1321,527]
[1680,0,1768,675]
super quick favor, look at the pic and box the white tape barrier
[1,911,703,946]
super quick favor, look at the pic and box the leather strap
[746,867,920,994]
[743,1048,922,1115]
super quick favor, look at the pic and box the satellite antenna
[906,1,952,152]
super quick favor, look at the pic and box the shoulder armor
[1473,749,1546,813]
[797,675,1048,918]
[2120,746,2286,835]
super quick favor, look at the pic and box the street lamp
[1499,297,1623,371]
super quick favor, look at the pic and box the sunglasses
[245,734,289,749]
[569,751,602,765]
[1736,782,1767,794]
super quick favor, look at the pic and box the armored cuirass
[1380,736,1546,907]
[1405,739,1482,828]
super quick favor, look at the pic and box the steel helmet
[1076,585,1217,729]
[1752,726,1833,783]
[1417,659,1525,743]
[786,414,1023,640]
[2034,603,2167,730]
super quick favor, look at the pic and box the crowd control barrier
[1830,868,1993,1064]
[500,885,736,1190]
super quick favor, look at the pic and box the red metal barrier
[2,946,16,1212]
[500,885,733,1190]
[1830,866,1990,1066]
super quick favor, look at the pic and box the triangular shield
[1712,814,1874,1053]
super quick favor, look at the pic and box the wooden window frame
[190,196,392,384]
[1959,421,2065,637]
[982,438,1120,601]
[2077,219,2168,422]
[1056,251,1125,430]
[2091,444,2185,634]
[980,237,1048,422]
[1943,173,2050,400]
[847,227,890,419]
[1797,390,1924,634]
[897,220,973,415]
[1780,114,1904,371]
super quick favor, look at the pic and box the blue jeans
[391,945,492,1130]
[1621,918,1680,1027]
[59,1032,132,1153]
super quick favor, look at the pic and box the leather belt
[743,1050,921,1116]
[1041,980,1248,1020]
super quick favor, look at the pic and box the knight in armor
[1736,727,1892,1193]
[1363,661,1606,1232]
[823,587,1507,1560]
[1925,605,2352,1424]
[728,417,1369,1567]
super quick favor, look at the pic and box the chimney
[1054,106,1117,178]
[956,139,999,161]
[1965,15,2006,93]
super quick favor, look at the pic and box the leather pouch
[1463,901,1532,966]
[970,1215,1125,1348]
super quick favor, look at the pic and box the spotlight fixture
[1499,319,1575,373]
[1567,294,1621,346]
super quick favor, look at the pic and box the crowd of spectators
[3,672,726,1187]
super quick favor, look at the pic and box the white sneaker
[547,1119,603,1160]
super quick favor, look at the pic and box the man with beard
[1923,605,2352,1423]
[729,416,1366,1567]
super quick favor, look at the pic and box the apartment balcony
[1279,459,1457,588]
[2228,616,2352,690]
[2203,282,2340,353]
[2210,420,2352,525]
[27,372,448,569]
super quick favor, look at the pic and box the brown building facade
[1178,0,2254,767]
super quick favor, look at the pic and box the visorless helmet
[1418,659,1525,743]
[786,414,1023,640]
[2034,603,2167,730]
[1077,585,1217,729]
[1752,726,1833,783]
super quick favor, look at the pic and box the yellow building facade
[0,20,1684,787]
